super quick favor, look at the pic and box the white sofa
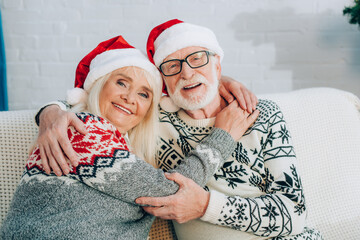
[1,87,360,239]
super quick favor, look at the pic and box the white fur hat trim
[67,48,162,106]
[159,95,180,113]
[66,87,88,106]
[153,23,224,67]
[84,48,162,91]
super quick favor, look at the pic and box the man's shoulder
[158,106,182,124]
[256,99,283,121]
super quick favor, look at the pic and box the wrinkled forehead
[164,46,208,61]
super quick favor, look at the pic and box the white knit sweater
[156,99,323,240]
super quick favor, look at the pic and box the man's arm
[34,79,257,176]
[36,104,87,176]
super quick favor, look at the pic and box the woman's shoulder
[75,112,107,125]
[75,112,114,130]
[73,112,124,141]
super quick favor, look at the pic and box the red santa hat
[67,35,161,105]
[147,19,224,68]
[146,19,224,112]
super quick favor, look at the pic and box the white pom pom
[66,88,88,105]
[160,95,180,112]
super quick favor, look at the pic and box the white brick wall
[1,0,359,110]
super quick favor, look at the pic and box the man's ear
[215,55,222,80]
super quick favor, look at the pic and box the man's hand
[215,101,259,141]
[135,172,210,224]
[219,75,258,113]
[37,105,87,176]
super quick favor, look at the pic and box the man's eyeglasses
[159,50,215,77]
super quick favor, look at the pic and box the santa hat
[147,19,224,68]
[146,19,224,112]
[67,35,161,105]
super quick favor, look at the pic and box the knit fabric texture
[1,112,236,240]
[156,99,323,240]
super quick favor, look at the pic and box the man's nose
[180,61,195,80]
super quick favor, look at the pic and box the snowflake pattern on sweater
[156,99,322,239]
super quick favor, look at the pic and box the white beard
[167,69,219,111]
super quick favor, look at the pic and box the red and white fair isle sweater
[1,112,236,240]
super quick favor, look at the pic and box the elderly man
[36,20,321,239]
[134,19,322,240]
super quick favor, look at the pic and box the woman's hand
[215,101,259,141]
[37,105,87,176]
[219,75,258,113]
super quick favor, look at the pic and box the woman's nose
[121,91,135,104]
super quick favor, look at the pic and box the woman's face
[99,67,153,134]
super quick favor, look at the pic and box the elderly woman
[0,36,259,239]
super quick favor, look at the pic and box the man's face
[162,46,221,111]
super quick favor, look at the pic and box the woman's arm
[66,112,236,204]
[219,75,258,113]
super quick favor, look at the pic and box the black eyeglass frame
[159,50,215,77]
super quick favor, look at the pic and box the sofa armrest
[0,110,38,225]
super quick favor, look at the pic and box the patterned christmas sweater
[0,112,237,240]
[156,99,323,240]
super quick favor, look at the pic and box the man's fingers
[142,206,162,215]
[135,196,171,207]
[44,144,62,176]
[48,140,70,175]
[142,206,175,220]
[39,145,50,175]
[58,135,78,167]
[164,172,188,187]
[70,115,87,135]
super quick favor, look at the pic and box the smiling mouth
[183,83,202,90]
[113,103,132,114]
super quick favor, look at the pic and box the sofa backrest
[1,88,360,239]
[260,88,360,240]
